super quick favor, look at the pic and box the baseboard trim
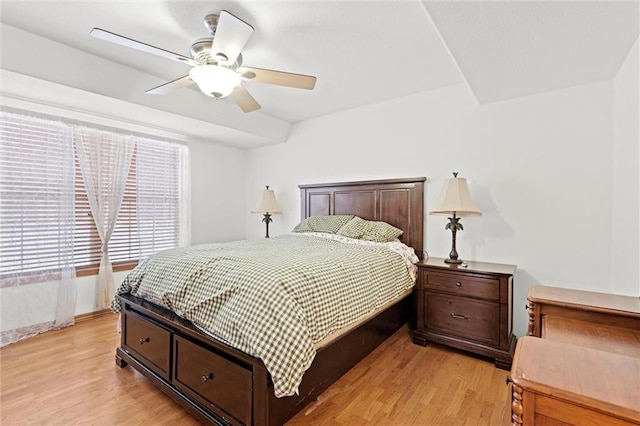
[75,309,113,324]
[1,309,114,347]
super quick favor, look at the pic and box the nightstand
[412,257,517,369]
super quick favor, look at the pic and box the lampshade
[189,65,241,99]
[430,174,481,217]
[252,186,282,214]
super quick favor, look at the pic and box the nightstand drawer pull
[201,373,214,383]
[456,282,462,287]
[139,337,150,345]
[450,313,469,321]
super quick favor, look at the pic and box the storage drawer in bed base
[173,335,252,425]
[122,312,172,381]
[116,292,412,425]
[118,298,257,426]
[116,346,230,426]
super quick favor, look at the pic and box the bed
[114,177,425,425]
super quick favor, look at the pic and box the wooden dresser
[510,336,640,425]
[526,285,640,357]
[510,285,640,425]
[412,257,517,369]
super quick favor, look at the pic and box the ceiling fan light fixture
[189,65,241,98]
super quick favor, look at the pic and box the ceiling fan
[90,11,317,113]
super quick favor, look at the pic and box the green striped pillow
[361,221,404,242]
[336,216,369,239]
[292,215,354,234]
[337,217,404,242]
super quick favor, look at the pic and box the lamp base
[444,213,465,265]
[262,213,272,238]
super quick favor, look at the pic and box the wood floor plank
[1,314,511,425]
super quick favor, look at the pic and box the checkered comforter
[112,233,416,397]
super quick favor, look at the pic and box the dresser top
[417,257,516,276]
[512,336,640,421]
[528,285,640,316]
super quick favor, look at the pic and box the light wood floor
[1,314,511,425]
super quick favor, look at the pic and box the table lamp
[430,172,481,264]
[252,185,282,238]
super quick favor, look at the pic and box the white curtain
[0,112,77,346]
[53,124,77,329]
[74,127,135,309]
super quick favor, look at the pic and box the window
[0,113,75,282]
[0,110,189,284]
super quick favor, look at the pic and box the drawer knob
[450,313,469,321]
[201,373,214,383]
[455,282,462,287]
[139,337,150,345]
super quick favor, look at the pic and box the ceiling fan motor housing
[190,38,242,68]
[203,14,219,36]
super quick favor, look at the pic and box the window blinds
[0,112,76,280]
[0,110,188,284]
[134,138,183,260]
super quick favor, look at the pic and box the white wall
[190,138,247,245]
[245,80,619,337]
[0,271,131,333]
[612,38,639,296]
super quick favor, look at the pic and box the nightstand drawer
[424,271,499,301]
[425,293,499,345]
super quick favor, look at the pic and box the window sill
[76,262,138,278]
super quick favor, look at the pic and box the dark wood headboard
[299,177,425,259]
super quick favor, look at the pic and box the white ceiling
[1,1,638,146]
[424,0,640,104]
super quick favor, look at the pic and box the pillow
[361,221,404,243]
[292,215,354,234]
[336,216,369,239]
[337,216,404,243]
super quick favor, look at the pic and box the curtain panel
[0,109,190,346]
[74,127,135,309]
[0,111,77,345]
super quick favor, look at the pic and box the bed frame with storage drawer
[115,177,425,425]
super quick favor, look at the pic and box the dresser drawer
[173,336,252,425]
[425,292,500,345]
[424,270,499,301]
[124,313,171,380]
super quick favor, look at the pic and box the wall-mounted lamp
[252,185,282,238]
[430,172,482,264]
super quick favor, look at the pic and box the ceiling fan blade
[229,85,261,113]
[146,75,194,95]
[211,11,254,64]
[241,67,316,90]
[90,28,198,66]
